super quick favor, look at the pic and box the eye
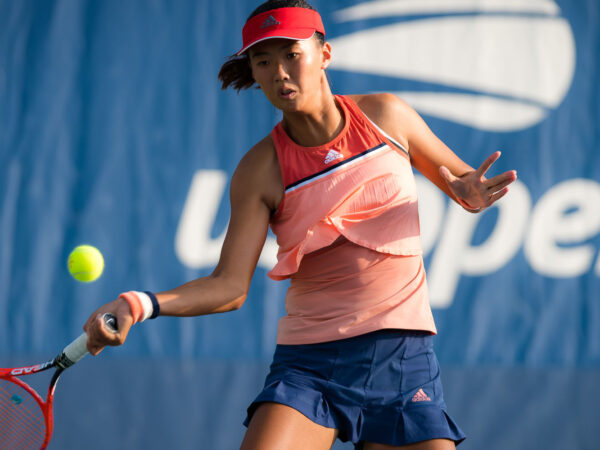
[256,60,269,67]
[287,52,299,59]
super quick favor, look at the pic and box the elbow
[229,292,247,311]
[210,271,249,312]
[225,282,248,311]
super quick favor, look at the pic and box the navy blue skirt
[244,329,466,447]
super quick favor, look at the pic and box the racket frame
[0,313,117,449]
[0,360,62,449]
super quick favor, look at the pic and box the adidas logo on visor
[261,15,280,29]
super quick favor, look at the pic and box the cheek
[296,55,322,87]
[251,69,271,91]
[250,67,262,84]
[252,70,277,99]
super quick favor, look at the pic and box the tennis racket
[0,313,118,449]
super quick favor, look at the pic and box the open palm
[439,151,517,212]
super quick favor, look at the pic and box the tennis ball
[67,245,104,282]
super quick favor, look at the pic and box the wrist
[118,291,160,324]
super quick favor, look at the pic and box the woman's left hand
[439,151,517,213]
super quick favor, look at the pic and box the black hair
[217,0,324,92]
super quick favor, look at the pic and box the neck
[281,80,344,147]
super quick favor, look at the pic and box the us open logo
[175,0,600,311]
[328,0,575,132]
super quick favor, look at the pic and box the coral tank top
[269,95,436,344]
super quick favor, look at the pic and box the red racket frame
[0,362,63,449]
[0,314,117,449]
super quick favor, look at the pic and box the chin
[280,102,303,113]
[270,99,299,113]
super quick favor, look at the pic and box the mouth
[278,87,297,100]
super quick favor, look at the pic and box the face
[248,37,331,112]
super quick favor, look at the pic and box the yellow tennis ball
[68,245,104,282]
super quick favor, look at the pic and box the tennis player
[84,1,517,449]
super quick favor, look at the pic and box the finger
[85,316,107,353]
[476,151,501,177]
[487,186,510,204]
[485,170,517,188]
[83,309,100,334]
[486,172,517,194]
[86,330,105,355]
[88,345,104,357]
[87,314,122,350]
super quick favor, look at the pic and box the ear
[321,41,332,69]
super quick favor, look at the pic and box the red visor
[237,7,325,55]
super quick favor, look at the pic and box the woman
[84,1,517,449]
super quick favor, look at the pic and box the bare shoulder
[347,93,416,150]
[349,93,417,121]
[232,134,283,213]
[235,135,277,174]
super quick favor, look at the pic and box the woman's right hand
[84,297,135,355]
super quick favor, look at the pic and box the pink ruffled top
[269,95,436,344]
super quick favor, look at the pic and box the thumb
[439,165,455,183]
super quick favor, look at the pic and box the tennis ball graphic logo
[68,245,104,282]
[329,0,575,132]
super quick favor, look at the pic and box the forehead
[248,38,311,57]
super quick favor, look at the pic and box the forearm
[154,273,248,317]
[412,149,474,201]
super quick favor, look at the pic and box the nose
[274,59,289,82]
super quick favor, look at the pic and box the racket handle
[60,333,89,368]
[58,313,119,369]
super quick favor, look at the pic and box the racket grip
[58,313,119,369]
[60,333,89,367]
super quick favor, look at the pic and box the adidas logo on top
[261,15,280,29]
[324,149,343,164]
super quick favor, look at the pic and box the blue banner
[1,0,598,448]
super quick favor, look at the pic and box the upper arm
[353,93,474,200]
[212,139,283,292]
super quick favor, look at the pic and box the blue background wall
[1,0,598,448]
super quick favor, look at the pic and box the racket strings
[0,379,45,449]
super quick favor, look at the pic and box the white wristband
[132,291,154,322]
